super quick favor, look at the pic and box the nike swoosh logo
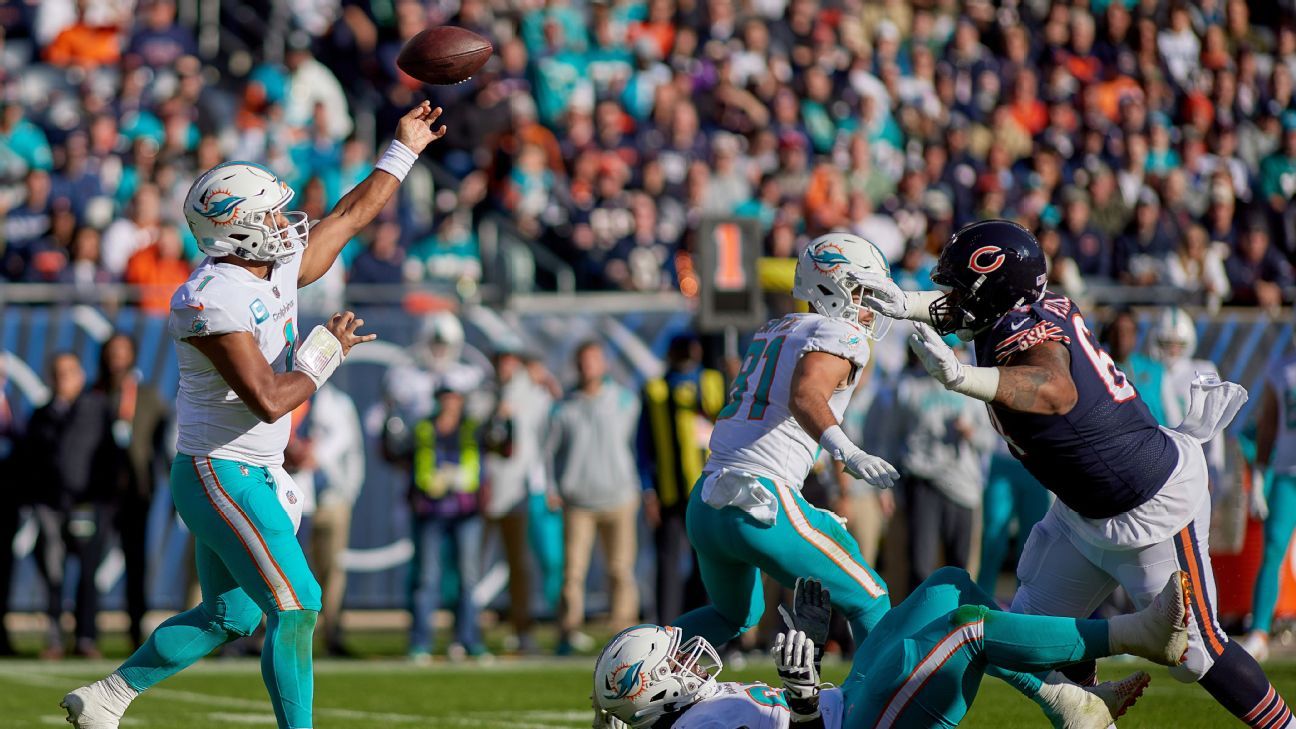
[188,303,205,311]
[1010,319,1028,331]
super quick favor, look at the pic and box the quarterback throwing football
[860,219,1290,728]
[61,102,447,729]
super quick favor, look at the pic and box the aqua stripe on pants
[674,473,890,645]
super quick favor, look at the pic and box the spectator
[2,168,54,280]
[284,32,352,142]
[92,334,167,649]
[1058,186,1112,280]
[59,226,112,288]
[43,2,122,69]
[1259,111,1296,258]
[550,341,641,654]
[1167,224,1232,311]
[124,0,197,70]
[347,220,406,286]
[1113,187,1176,285]
[0,97,53,181]
[101,184,163,279]
[404,388,487,662]
[124,225,190,312]
[482,347,553,654]
[638,334,724,625]
[886,345,995,591]
[25,353,109,659]
[1226,217,1294,310]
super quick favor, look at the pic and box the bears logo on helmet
[194,188,245,226]
[968,245,1006,273]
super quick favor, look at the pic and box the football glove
[843,450,899,489]
[772,630,821,722]
[909,323,965,389]
[855,272,909,319]
[779,578,832,654]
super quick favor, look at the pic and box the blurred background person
[0,360,20,656]
[1244,337,1296,662]
[638,333,724,626]
[299,384,364,657]
[885,343,995,594]
[403,387,487,663]
[25,353,109,659]
[550,341,640,654]
[92,334,168,650]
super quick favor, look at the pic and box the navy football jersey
[974,294,1179,518]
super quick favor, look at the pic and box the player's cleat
[1037,670,1150,729]
[1240,631,1270,663]
[60,679,131,729]
[1108,570,1190,666]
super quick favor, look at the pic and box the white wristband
[948,364,1000,402]
[295,325,345,390]
[904,290,945,324]
[819,424,857,462]
[374,139,418,182]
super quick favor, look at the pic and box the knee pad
[295,574,324,613]
[949,604,989,628]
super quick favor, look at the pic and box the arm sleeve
[801,318,871,370]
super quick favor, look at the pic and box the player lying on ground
[858,218,1292,728]
[60,102,447,729]
[594,572,1191,729]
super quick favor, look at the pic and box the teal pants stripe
[674,474,890,645]
[842,568,1111,729]
[977,455,1050,596]
[1252,473,1296,633]
[118,455,321,729]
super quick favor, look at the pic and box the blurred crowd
[2,0,1296,302]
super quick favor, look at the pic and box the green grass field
[3,654,1293,728]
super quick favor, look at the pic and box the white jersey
[708,313,870,486]
[1268,354,1296,475]
[673,682,843,729]
[168,255,303,466]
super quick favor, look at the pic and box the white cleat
[1109,570,1191,666]
[1240,631,1270,663]
[1038,670,1151,729]
[60,684,124,729]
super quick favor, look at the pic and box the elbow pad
[296,325,345,390]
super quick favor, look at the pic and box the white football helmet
[593,625,721,728]
[793,232,893,339]
[1151,307,1197,364]
[415,312,466,370]
[184,161,308,261]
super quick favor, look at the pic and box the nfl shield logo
[286,491,298,505]
[272,285,280,298]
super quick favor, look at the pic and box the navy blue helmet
[929,219,1048,338]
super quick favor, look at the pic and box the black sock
[1058,660,1097,687]
[1198,641,1292,728]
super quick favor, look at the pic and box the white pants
[1010,429,1228,682]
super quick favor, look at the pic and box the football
[396,26,493,85]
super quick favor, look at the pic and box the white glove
[843,449,899,489]
[1251,467,1270,521]
[909,323,965,388]
[855,272,909,319]
[821,425,899,488]
[772,630,820,704]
